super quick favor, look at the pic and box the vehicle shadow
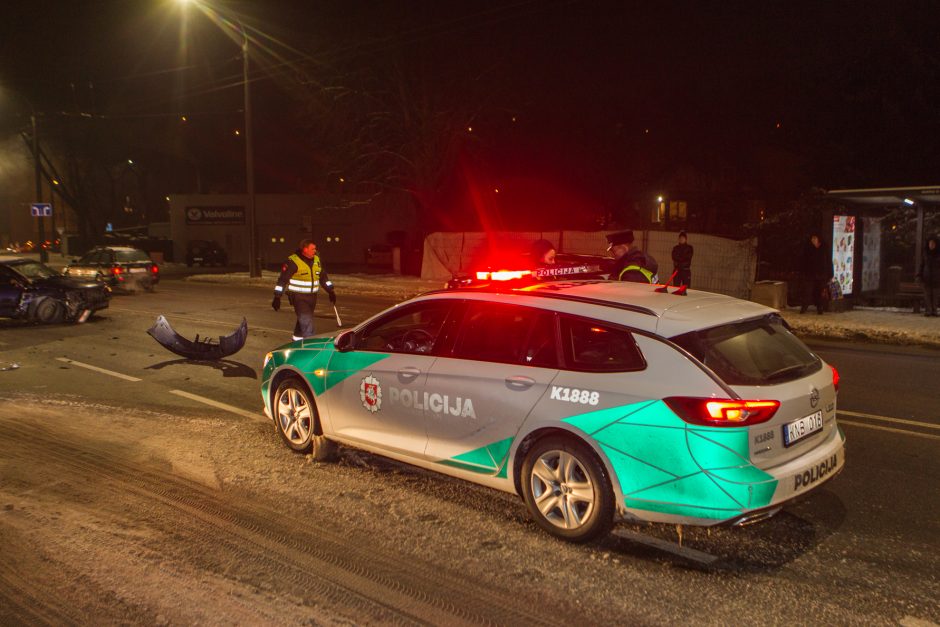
[145,358,257,379]
[318,444,848,573]
[601,488,848,572]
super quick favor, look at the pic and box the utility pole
[243,28,259,277]
[32,112,47,263]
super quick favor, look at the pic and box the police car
[261,280,844,542]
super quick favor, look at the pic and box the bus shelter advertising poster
[832,215,855,296]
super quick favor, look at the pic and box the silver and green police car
[261,281,844,542]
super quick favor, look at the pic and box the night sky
[2,1,939,231]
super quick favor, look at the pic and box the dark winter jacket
[919,235,939,287]
[801,241,833,281]
[672,243,693,270]
[611,249,658,283]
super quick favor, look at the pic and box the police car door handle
[398,366,421,382]
[505,375,535,391]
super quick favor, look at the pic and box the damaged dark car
[0,258,110,324]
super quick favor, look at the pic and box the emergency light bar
[475,270,532,281]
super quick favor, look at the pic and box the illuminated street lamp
[177,0,260,277]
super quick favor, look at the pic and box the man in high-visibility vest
[271,238,336,340]
[606,230,658,283]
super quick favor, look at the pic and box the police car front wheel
[521,436,614,542]
[274,378,338,461]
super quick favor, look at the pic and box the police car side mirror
[334,330,355,352]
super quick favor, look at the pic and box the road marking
[169,389,264,421]
[838,409,940,430]
[839,419,940,442]
[56,357,141,382]
[611,528,720,566]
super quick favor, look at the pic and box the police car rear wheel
[521,436,614,542]
[273,378,338,460]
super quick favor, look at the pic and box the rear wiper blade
[764,364,806,381]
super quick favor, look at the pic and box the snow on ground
[780,306,940,348]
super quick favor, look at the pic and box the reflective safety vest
[618,265,655,283]
[287,253,321,293]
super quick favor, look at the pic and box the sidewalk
[184,271,940,349]
[11,253,939,349]
[780,307,940,349]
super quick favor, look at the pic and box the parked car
[64,246,160,292]
[260,280,844,542]
[186,240,227,267]
[0,257,110,323]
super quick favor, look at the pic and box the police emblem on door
[360,375,382,413]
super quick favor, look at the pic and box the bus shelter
[825,185,940,302]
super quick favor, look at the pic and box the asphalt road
[0,279,938,625]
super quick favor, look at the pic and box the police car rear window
[671,314,821,386]
[560,316,646,373]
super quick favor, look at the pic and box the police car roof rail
[425,286,658,317]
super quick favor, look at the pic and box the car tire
[31,298,65,324]
[521,436,614,543]
[273,377,338,460]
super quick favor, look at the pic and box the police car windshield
[671,314,820,386]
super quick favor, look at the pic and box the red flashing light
[664,397,780,427]
[830,365,839,392]
[475,270,531,281]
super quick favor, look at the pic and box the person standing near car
[799,233,833,314]
[671,231,693,287]
[606,230,658,283]
[272,238,336,340]
[916,234,939,317]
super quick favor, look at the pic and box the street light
[177,0,260,277]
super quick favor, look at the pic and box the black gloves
[271,295,281,311]
[328,290,337,304]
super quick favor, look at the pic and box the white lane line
[839,419,940,442]
[838,409,940,430]
[56,357,142,382]
[611,528,720,566]
[169,389,265,422]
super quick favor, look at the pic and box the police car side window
[357,301,453,355]
[560,315,646,372]
[452,302,558,367]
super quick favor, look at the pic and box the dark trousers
[925,283,938,315]
[290,292,318,339]
[801,279,827,314]
[675,268,691,287]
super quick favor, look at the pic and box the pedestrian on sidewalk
[271,239,337,340]
[800,233,833,314]
[671,231,693,287]
[916,234,939,317]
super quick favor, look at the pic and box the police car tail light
[830,365,840,392]
[475,270,531,281]
[664,397,780,426]
[151,264,159,274]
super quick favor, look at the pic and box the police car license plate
[783,411,823,447]
[129,267,147,273]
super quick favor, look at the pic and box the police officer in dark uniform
[271,238,336,340]
[606,230,658,283]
